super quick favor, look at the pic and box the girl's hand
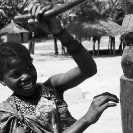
[84,92,119,125]
[27,2,63,34]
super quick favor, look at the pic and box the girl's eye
[11,73,21,78]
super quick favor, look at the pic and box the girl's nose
[21,74,30,81]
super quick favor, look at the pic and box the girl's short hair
[0,42,32,76]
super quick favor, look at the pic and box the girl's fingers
[100,102,117,112]
[99,95,119,106]
[27,2,34,13]
[93,92,109,103]
[28,4,53,22]
[94,92,119,103]
[93,95,104,102]
[102,92,119,100]
[93,93,119,108]
[35,5,42,21]
[39,4,53,14]
[32,4,37,17]
[28,19,36,24]
[94,92,118,100]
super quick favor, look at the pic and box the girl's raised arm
[27,3,97,91]
[50,28,97,91]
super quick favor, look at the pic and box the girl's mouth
[21,82,33,90]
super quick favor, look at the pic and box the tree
[54,37,58,55]
[0,0,28,28]
[0,0,49,55]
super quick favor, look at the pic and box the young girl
[0,3,119,133]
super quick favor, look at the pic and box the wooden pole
[118,0,133,132]
[120,46,133,133]
[14,0,90,23]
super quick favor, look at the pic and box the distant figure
[92,36,101,56]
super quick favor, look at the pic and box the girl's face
[1,56,37,97]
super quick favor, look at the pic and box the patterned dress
[0,83,76,133]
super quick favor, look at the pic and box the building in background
[0,20,29,43]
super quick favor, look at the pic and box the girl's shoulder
[37,81,58,99]
[42,78,55,90]
[37,81,66,106]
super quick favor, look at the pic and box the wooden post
[120,46,133,133]
[14,0,91,23]
[118,0,133,132]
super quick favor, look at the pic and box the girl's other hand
[84,92,119,125]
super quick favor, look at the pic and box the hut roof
[0,20,29,35]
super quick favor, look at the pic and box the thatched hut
[0,20,29,43]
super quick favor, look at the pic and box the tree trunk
[61,44,66,55]
[109,36,115,55]
[54,38,58,55]
[112,37,115,55]
[29,41,35,54]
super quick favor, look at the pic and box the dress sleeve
[43,78,55,90]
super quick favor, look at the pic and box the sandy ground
[0,36,123,133]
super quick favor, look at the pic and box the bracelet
[62,34,83,54]
[53,27,65,38]
[62,35,75,47]
[68,42,82,55]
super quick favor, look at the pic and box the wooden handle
[14,0,88,22]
